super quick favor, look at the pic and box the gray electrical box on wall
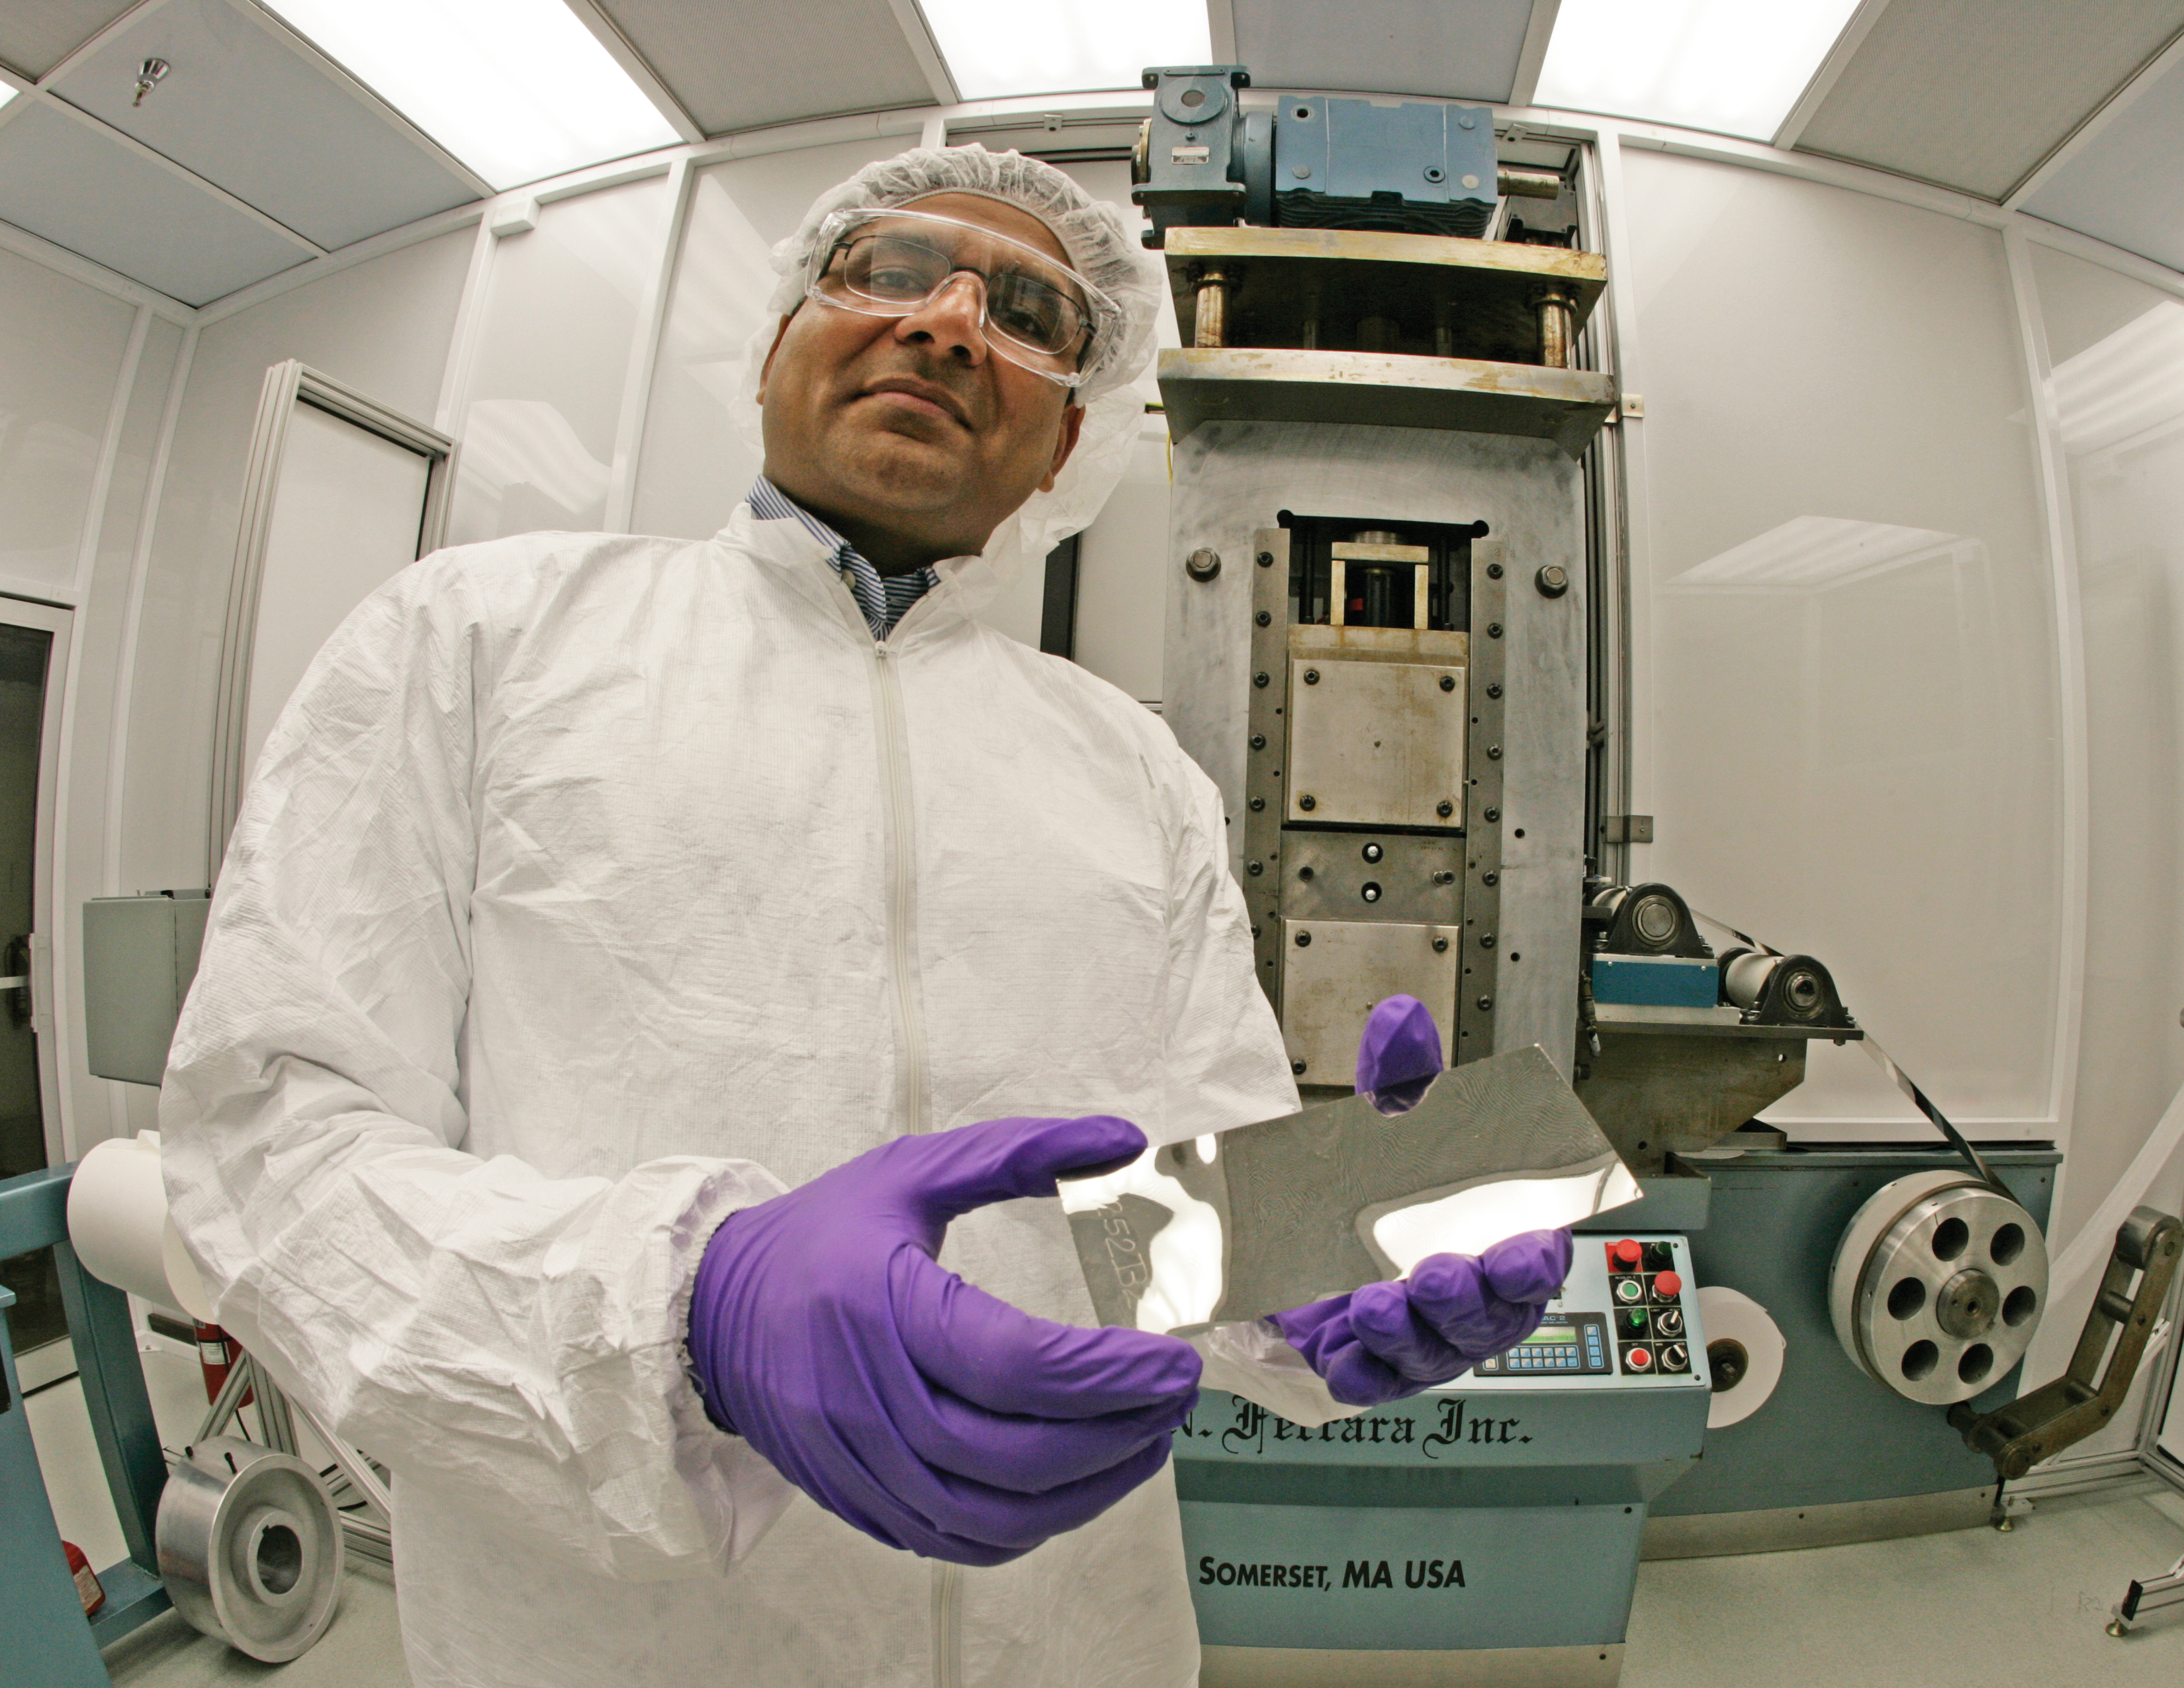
[82,891,210,1086]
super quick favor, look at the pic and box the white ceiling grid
[2021,46,2184,272]
[585,0,942,134]
[1232,0,1537,103]
[1,0,2180,310]
[1794,0,2184,200]
[0,1,140,80]
[57,0,482,248]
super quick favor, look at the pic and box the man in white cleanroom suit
[162,149,1565,1687]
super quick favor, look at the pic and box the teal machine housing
[1177,1231,1707,1686]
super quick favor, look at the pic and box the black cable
[1689,907,2009,1197]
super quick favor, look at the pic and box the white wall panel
[67,316,187,1149]
[0,244,137,595]
[1619,149,2061,1135]
[126,229,471,896]
[445,175,670,545]
[2031,242,2184,1242]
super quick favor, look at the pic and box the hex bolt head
[1433,937,1449,953]
[1250,733,1266,749]
[1303,668,1320,684]
[1255,610,1272,626]
[1295,930,1312,947]
[1257,551,1275,568]
[1299,794,1317,811]
[1436,800,1454,818]
[1484,806,1500,823]
[1486,682,1503,699]
[1362,843,1383,863]
[1439,675,1456,692]
[1487,621,1504,639]
[1253,671,1270,688]
[1486,562,1504,580]
[1536,563,1570,598]
[1185,548,1222,583]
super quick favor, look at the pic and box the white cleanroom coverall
[161,503,1318,1687]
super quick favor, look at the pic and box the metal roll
[1828,1172,2049,1407]
[157,1436,343,1662]
[1721,950,1778,1009]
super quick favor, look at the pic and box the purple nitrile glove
[1272,1231,1576,1407]
[1355,992,1445,1116]
[686,1115,1201,1566]
[1272,994,1576,1406]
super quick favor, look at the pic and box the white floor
[66,1488,2184,1688]
[26,1355,2184,1687]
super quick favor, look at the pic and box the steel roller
[1828,1171,2049,1406]
[156,1435,343,1662]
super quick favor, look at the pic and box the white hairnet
[735,146,1163,599]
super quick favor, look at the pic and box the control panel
[1468,1234,1705,1389]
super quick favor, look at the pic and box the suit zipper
[862,614,952,1683]
[930,1561,964,1688]
[869,639,929,1140]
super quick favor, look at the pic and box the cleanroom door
[242,403,433,780]
[0,602,74,1356]
[211,363,451,879]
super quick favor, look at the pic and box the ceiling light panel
[260,0,680,191]
[1535,0,1864,141]
[921,0,1209,101]
[1234,0,1534,104]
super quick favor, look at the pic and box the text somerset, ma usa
[1197,1557,1467,1591]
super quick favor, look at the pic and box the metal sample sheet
[1060,1045,1639,1334]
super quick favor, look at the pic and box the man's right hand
[686,1114,1200,1565]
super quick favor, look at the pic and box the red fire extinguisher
[63,1540,107,1618]
[193,1321,247,1407]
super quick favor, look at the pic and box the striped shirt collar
[748,476,938,641]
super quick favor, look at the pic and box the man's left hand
[1271,1231,1574,1407]
[1271,993,1574,1407]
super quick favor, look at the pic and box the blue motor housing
[1273,95,1499,238]
[1134,68,1500,246]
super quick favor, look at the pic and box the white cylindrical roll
[1697,1286,1786,1429]
[67,1131,214,1320]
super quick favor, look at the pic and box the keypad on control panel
[1606,1239,1690,1375]
[1473,1312,1610,1377]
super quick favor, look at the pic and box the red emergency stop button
[1625,1346,1653,1372]
[1653,1270,1682,1299]
[1612,1239,1643,1268]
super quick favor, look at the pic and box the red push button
[1611,1239,1643,1268]
[1653,1270,1683,1299]
[1625,1346,1653,1371]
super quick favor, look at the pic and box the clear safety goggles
[805,207,1116,388]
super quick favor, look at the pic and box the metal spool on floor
[1828,1171,2049,1406]
[157,1435,343,1662]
